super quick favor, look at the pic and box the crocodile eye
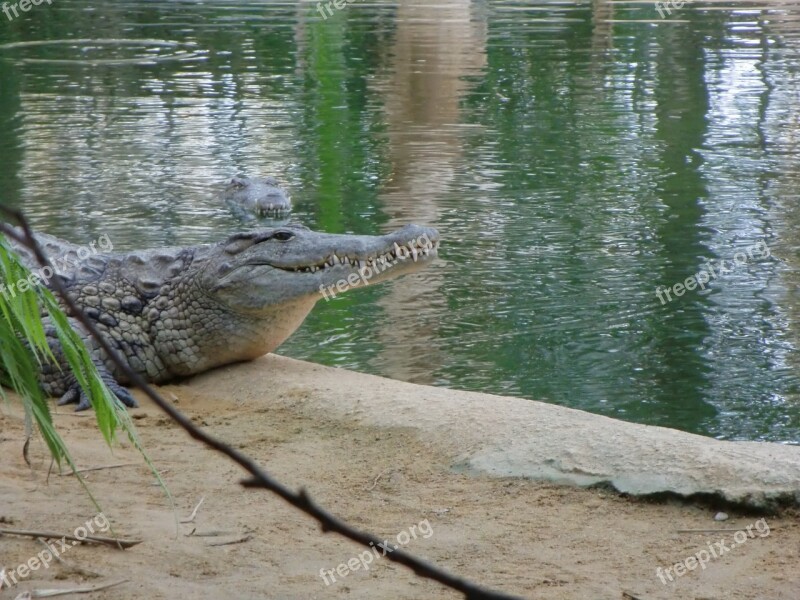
[272,231,294,242]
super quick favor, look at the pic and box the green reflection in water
[0,0,798,442]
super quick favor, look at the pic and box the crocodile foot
[57,373,138,412]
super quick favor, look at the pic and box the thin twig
[185,530,238,537]
[675,528,778,534]
[0,211,525,600]
[23,437,31,466]
[59,463,139,476]
[0,528,141,549]
[206,534,253,547]
[368,468,390,491]
[13,579,126,598]
[180,496,206,523]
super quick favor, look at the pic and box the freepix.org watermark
[655,240,770,305]
[318,232,434,302]
[319,519,433,586]
[656,518,770,585]
[315,0,362,20]
[1,233,113,300]
[2,0,53,22]
[0,513,110,590]
[655,0,691,19]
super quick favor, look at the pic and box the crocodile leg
[56,367,138,412]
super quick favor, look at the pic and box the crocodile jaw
[203,224,440,315]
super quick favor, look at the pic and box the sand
[1,356,798,599]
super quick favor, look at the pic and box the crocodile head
[190,223,438,360]
[201,224,439,315]
[222,176,292,218]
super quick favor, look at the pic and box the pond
[1,0,798,442]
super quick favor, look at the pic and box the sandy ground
[1,359,798,600]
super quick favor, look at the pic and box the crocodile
[6,224,439,410]
[221,176,292,218]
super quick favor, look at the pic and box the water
[1,0,798,442]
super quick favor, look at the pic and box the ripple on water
[0,39,207,66]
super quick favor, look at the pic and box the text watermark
[655,0,691,19]
[318,232,435,302]
[656,518,770,585]
[0,513,110,590]
[316,0,362,20]
[319,519,433,585]
[1,233,113,300]
[3,0,53,22]
[655,240,770,305]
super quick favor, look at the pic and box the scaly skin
[221,176,292,218]
[8,224,440,410]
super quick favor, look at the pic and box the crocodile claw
[57,387,80,407]
[57,374,138,412]
[103,379,138,411]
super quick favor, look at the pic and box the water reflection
[0,0,798,441]
[370,0,486,383]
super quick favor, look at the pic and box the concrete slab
[191,355,800,511]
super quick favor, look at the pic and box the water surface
[1,0,799,442]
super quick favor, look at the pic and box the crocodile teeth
[287,237,438,274]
